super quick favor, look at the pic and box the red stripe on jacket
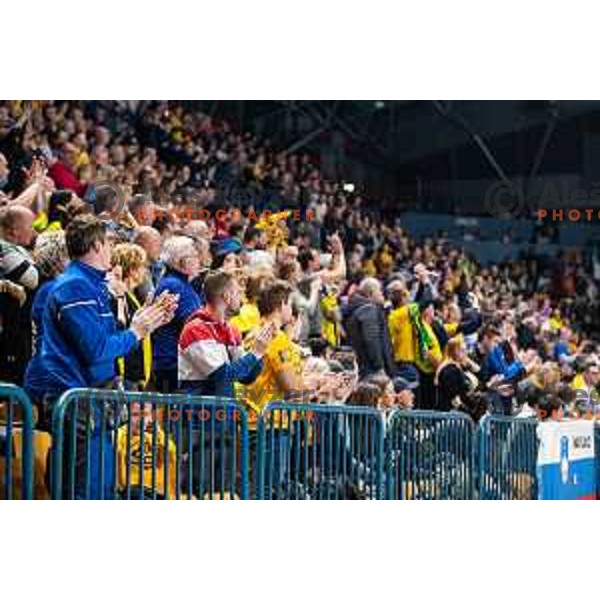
[179,307,242,352]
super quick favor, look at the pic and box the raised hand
[328,232,343,254]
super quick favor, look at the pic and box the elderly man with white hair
[342,276,395,378]
[180,219,212,266]
[152,235,203,392]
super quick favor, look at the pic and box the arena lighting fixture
[374,101,385,109]
[343,182,355,193]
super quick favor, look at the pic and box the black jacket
[343,293,395,378]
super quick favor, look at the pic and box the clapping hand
[131,291,179,340]
[315,372,357,404]
[253,321,277,357]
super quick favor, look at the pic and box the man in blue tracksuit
[25,214,177,498]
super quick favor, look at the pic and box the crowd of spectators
[2,100,600,497]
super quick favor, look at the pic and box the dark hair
[90,184,121,216]
[418,299,435,313]
[244,226,262,245]
[347,383,380,408]
[65,214,107,259]
[364,372,393,395]
[229,221,246,239]
[297,248,316,272]
[308,336,328,357]
[257,280,291,317]
[203,270,235,303]
[482,324,502,339]
[388,284,409,307]
[47,190,74,226]
[246,273,270,303]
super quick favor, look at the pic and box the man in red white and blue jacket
[178,270,273,399]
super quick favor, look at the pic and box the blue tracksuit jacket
[25,260,138,399]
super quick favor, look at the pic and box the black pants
[178,416,241,499]
[152,369,179,394]
[416,371,436,411]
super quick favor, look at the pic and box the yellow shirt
[116,426,177,499]
[244,328,303,428]
[444,322,459,336]
[549,317,563,332]
[230,302,261,338]
[0,429,52,499]
[321,292,340,347]
[75,150,90,167]
[376,248,394,276]
[571,373,586,391]
[32,212,63,233]
[388,305,415,363]
[388,305,442,372]
[362,259,377,277]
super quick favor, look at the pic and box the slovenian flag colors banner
[537,420,596,500]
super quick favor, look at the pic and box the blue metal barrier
[478,416,538,500]
[386,410,475,499]
[50,388,250,500]
[0,381,589,500]
[0,384,34,500]
[256,403,385,499]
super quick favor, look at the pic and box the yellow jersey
[244,328,303,428]
[0,428,52,499]
[388,305,415,363]
[549,317,563,332]
[388,305,442,372]
[444,322,459,337]
[116,426,177,499]
[321,292,341,347]
[230,302,261,338]
[571,373,586,391]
